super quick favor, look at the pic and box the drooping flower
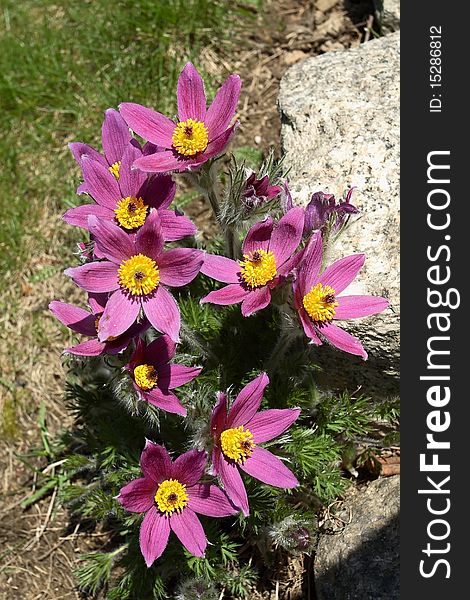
[65,211,204,342]
[241,171,281,210]
[117,442,238,566]
[64,145,196,242]
[49,293,148,356]
[119,62,241,173]
[200,207,305,316]
[126,336,201,416]
[210,373,300,516]
[303,189,359,237]
[293,233,389,359]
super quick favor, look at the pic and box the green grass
[0,0,246,286]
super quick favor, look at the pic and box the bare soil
[0,1,376,598]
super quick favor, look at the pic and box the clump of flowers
[50,61,390,597]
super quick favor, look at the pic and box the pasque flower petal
[117,477,155,513]
[97,289,141,342]
[102,108,132,165]
[62,204,112,230]
[88,215,134,264]
[242,217,273,255]
[247,408,301,443]
[211,392,228,436]
[334,295,389,319]
[157,364,202,390]
[132,150,198,173]
[241,287,271,317]
[119,102,175,147]
[297,232,323,294]
[319,322,368,359]
[142,286,180,342]
[49,301,96,336]
[140,440,172,483]
[318,253,365,294]
[65,262,119,293]
[205,74,241,139]
[200,283,250,306]
[170,509,207,558]
[69,141,106,168]
[187,484,238,517]
[177,62,207,122]
[214,448,249,516]
[143,175,176,210]
[145,335,176,366]
[81,157,121,209]
[159,210,197,241]
[228,372,269,428]
[118,143,146,198]
[297,307,323,345]
[173,449,207,487]
[158,248,203,287]
[140,507,171,567]
[144,388,187,417]
[239,447,298,488]
[66,338,106,356]
[134,209,164,260]
[268,207,304,266]
[200,254,240,283]
[201,122,238,160]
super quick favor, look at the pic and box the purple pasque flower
[64,144,196,243]
[65,210,203,343]
[49,292,148,356]
[126,336,201,417]
[293,233,389,359]
[241,171,281,209]
[117,442,238,566]
[303,189,359,237]
[119,62,241,173]
[200,207,305,316]
[210,373,300,516]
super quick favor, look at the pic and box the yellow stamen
[303,283,338,323]
[109,161,121,179]
[134,364,158,390]
[118,254,160,296]
[154,479,188,514]
[114,196,148,230]
[239,249,277,288]
[172,118,209,157]
[220,426,255,463]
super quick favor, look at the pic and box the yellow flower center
[134,364,158,390]
[239,249,277,289]
[154,479,188,514]
[109,161,121,179]
[220,426,255,463]
[172,118,209,156]
[114,196,148,230]
[303,283,338,323]
[118,254,160,296]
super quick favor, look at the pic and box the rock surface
[314,476,400,600]
[374,0,400,34]
[279,33,400,392]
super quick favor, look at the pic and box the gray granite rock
[279,33,400,391]
[315,476,400,600]
[374,0,400,34]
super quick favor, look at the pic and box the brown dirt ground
[0,1,377,598]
